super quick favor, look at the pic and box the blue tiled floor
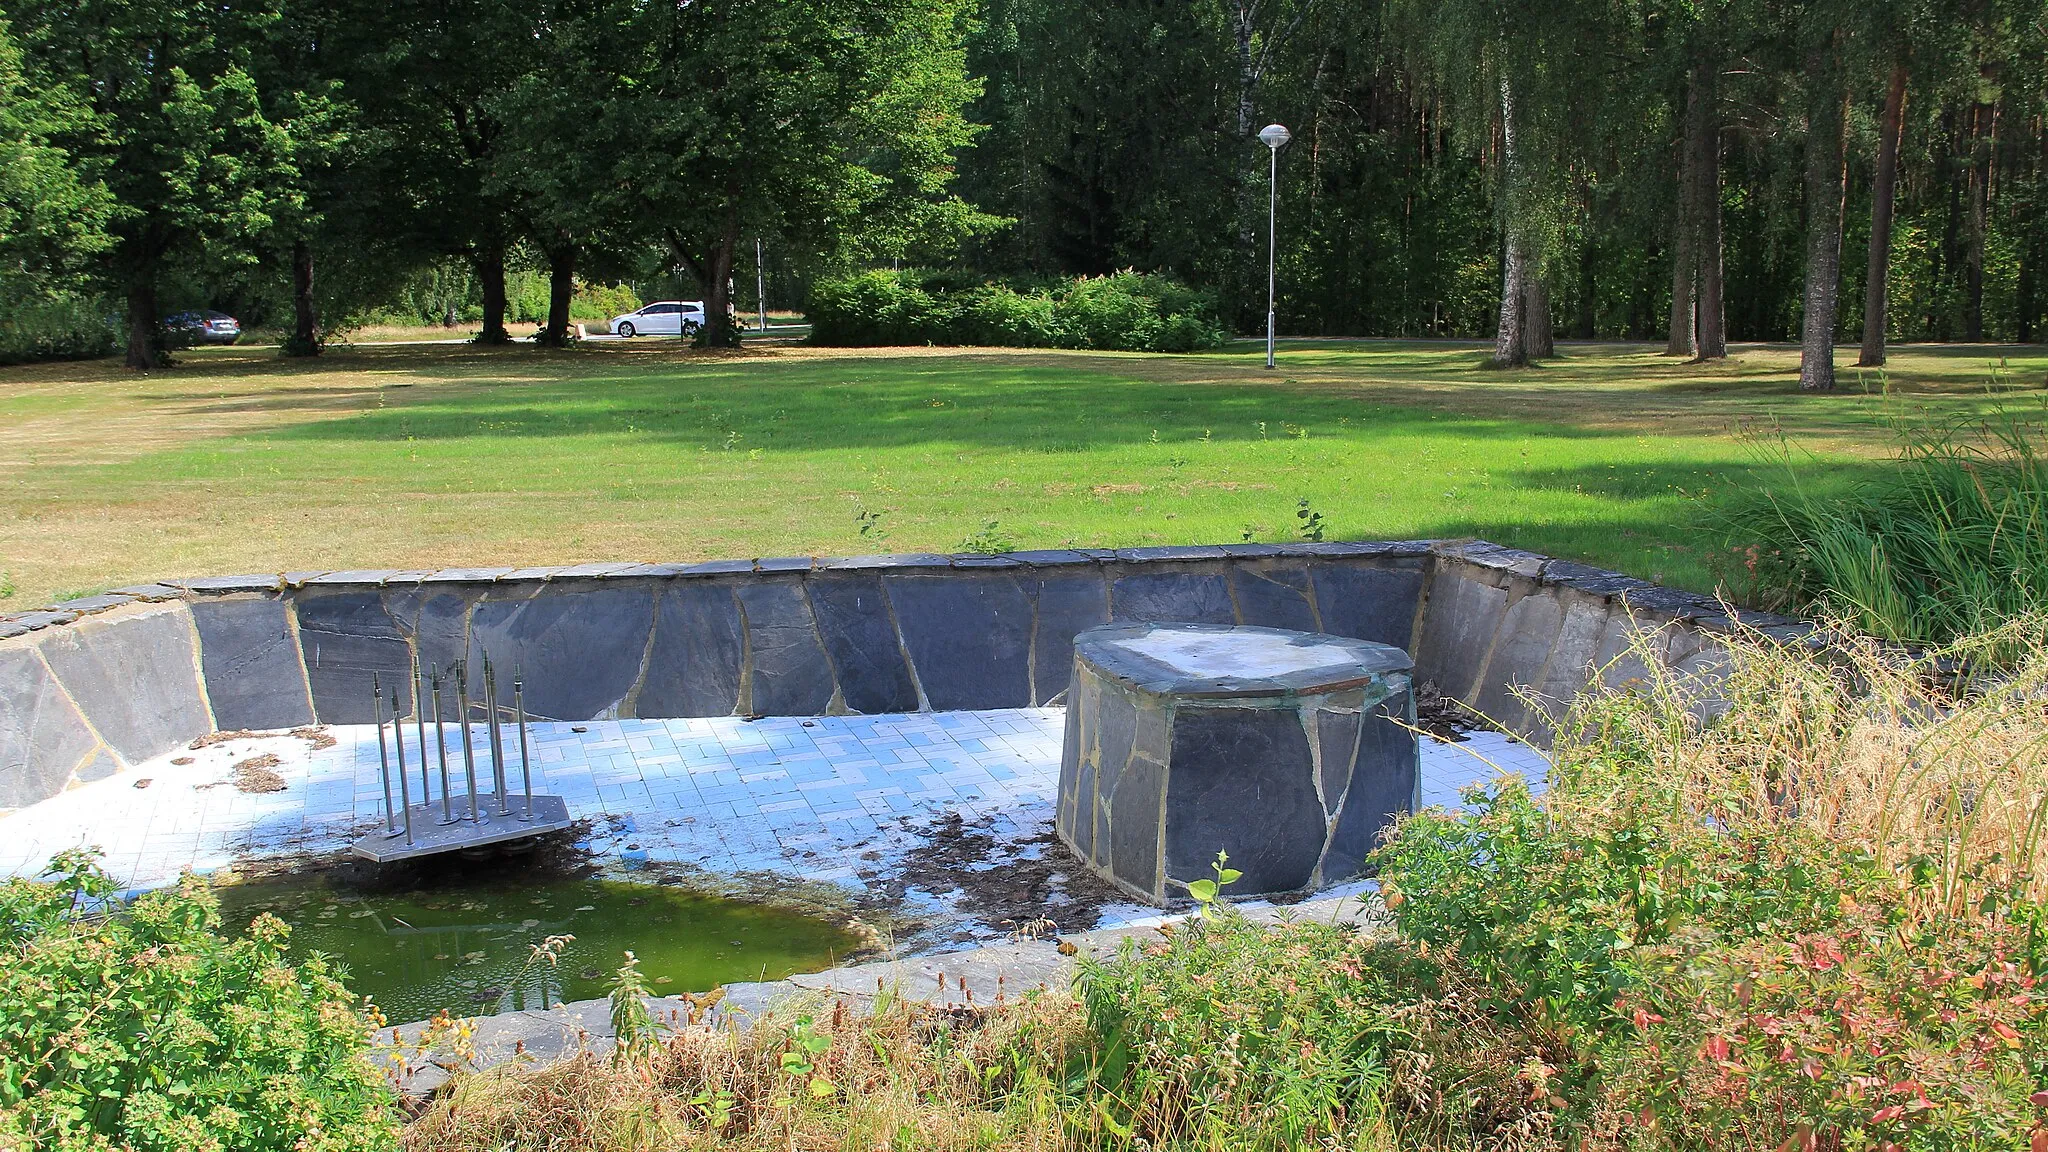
[0,708,1547,906]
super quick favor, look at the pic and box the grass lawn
[2,338,2042,609]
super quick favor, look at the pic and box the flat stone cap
[1075,622,1412,699]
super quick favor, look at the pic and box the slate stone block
[50,593,136,615]
[1094,685,1139,797]
[1309,563,1424,649]
[109,583,184,601]
[1594,610,1667,691]
[295,590,418,724]
[468,584,657,721]
[1529,594,1613,731]
[1109,753,1165,896]
[552,562,640,578]
[189,597,315,730]
[886,576,1033,710]
[1026,574,1109,705]
[1229,566,1319,633]
[1110,571,1235,625]
[1472,592,1566,730]
[387,587,477,689]
[1164,706,1324,894]
[1116,545,1231,563]
[303,570,402,586]
[76,748,119,783]
[823,554,951,571]
[639,583,745,717]
[1008,549,1097,567]
[1314,706,1362,817]
[1413,570,1509,699]
[181,575,283,593]
[37,605,211,765]
[1070,757,1096,862]
[1057,689,1085,841]
[735,582,835,716]
[0,647,99,808]
[806,576,918,714]
[422,567,516,583]
[1321,691,1417,883]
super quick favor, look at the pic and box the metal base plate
[350,794,575,863]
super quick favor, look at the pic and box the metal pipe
[1266,141,1279,370]
[413,656,431,809]
[457,664,480,822]
[486,656,509,815]
[374,676,397,834]
[516,674,534,820]
[432,669,456,824]
[394,686,415,846]
[392,666,410,824]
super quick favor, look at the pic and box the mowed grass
[1,338,2042,608]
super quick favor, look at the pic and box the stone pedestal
[1055,623,1416,904]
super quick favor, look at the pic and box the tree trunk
[1857,66,1907,366]
[1575,230,1597,339]
[1965,102,1990,342]
[1799,50,1848,392]
[124,277,162,370]
[1494,235,1529,367]
[1665,67,1704,357]
[699,210,743,348]
[1691,59,1726,360]
[1696,140,1727,359]
[541,241,575,347]
[287,239,320,357]
[475,246,510,344]
[1492,75,1530,368]
[1522,270,1554,359]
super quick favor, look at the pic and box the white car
[609,300,706,337]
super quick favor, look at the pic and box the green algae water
[216,874,860,1023]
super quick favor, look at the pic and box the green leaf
[1187,879,1217,903]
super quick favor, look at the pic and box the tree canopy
[0,0,2044,374]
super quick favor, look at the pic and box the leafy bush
[1716,401,2048,649]
[0,291,115,364]
[0,851,398,1152]
[1076,911,1550,1149]
[807,268,1225,352]
[1374,615,2048,1147]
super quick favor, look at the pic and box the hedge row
[0,292,116,365]
[807,269,1227,352]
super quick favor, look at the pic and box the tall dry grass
[402,989,1083,1152]
[1544,612,2048,923]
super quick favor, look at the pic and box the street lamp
[1258,123,1291,369]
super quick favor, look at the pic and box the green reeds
[1722,397,2048,654]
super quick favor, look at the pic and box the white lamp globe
[1258,123,1291,150]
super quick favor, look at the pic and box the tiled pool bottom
[0,709,1549,938]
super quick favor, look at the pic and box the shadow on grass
[253,356,1645,453]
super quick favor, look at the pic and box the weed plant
[0,851,398,1151]
[1379,613,2048,1148]
[396,616,2048,1150]
[1719,399,2048,650]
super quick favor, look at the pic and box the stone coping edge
[2,539,1800,638]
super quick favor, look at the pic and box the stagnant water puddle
[216,871,863,1023]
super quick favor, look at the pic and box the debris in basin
[863,811,1127,947]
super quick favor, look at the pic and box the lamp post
[1258,123,1291,369]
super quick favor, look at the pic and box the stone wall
[0,541,1804,811]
